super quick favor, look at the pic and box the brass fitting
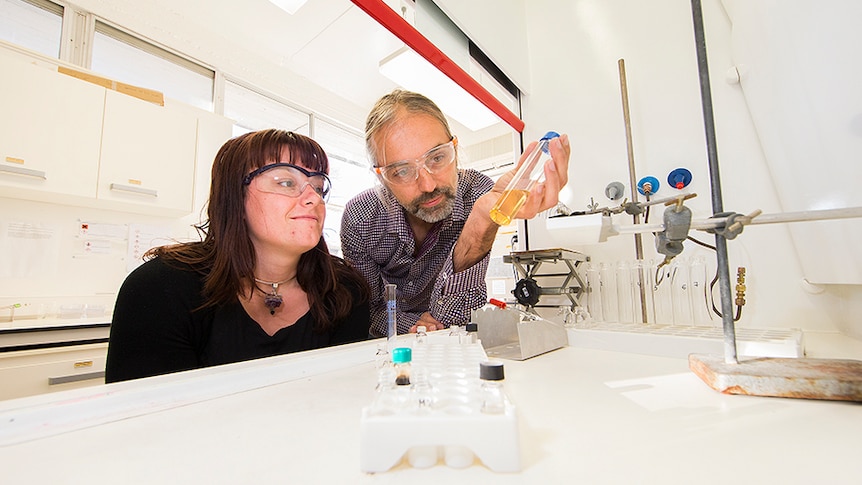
[735,267,746,307]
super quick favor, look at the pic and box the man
[341,89,570,336]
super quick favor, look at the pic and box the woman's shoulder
[123,256,204,293]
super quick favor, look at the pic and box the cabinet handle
[0,164,47,180]
[110,183,158,197]
[48,370,105,386]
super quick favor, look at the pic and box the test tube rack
[359,335,520,473]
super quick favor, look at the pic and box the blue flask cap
[539,131,560,153]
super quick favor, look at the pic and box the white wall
[515,0,862,338]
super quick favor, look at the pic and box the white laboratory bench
[1,333,861,484]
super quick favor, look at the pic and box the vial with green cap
[489,131,560,226]
[392,347,412,386]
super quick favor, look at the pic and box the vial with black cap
[479,361,506,414]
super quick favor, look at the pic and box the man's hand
[409,312,446,333]
[489,133,571,219]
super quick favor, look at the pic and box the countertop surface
[1,335,861,484]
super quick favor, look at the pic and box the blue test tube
[385,283,397,348]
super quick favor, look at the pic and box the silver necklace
[254,276,296,315]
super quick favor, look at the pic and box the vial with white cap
[490,131,560,226]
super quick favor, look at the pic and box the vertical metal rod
[618,59,649,324]
[690,0,738,364]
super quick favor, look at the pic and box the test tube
[385,283,397,347]
[670,258,694,326]
[489,131,560,226]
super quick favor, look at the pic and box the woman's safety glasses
[243,163,331,202]
[374,137,457,185]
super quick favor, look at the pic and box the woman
[105,129,370,383]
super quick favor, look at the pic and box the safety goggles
[374,137,457,185]
[243,163,331,202]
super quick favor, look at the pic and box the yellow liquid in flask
[489,189,529,226]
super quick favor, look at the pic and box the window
[0,0,62,58]
[313,118,377,256]
[91,21,214,111]
[223,80,310,137]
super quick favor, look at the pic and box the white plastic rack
[359,334,521,473]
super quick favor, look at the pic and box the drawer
[0,343,108,400]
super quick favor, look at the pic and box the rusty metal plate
[689,353,862,401]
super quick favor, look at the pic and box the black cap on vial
[466,323,478,333]
[479,361,505,381]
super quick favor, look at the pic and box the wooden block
[57,66,164,106]
[689,353,862,401]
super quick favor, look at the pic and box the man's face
[373,113,458,223]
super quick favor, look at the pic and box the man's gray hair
[365,89,453,167]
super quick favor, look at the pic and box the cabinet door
[0,55,104,200]
[97,91,198,216]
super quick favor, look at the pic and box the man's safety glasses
[243,163,331,202]
[374,137,457,185]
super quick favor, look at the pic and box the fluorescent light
[379,46,501,131]
[268,0,308,15]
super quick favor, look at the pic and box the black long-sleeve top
[105,257,369,383]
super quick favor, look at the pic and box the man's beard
[406,186,456,223]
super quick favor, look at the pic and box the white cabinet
[0,55,104,202]
[0,52,201,217]
[98,91,198,216]
[0,343,108,401]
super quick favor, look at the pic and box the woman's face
[244,153,327,258]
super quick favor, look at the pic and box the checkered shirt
[340,169,495,336]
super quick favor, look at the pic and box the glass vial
[448,323,463,342]
[369,361,398,416]
[392,347,412,386]
[412,365,433,410]
[415,325,427,344]
[479,361,506,414]
[373,341,389,370]
[489,131,560,226]
[463,322,478,344]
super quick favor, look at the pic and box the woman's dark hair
[146,129,368,331]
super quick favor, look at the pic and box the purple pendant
[264,293,283,315]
